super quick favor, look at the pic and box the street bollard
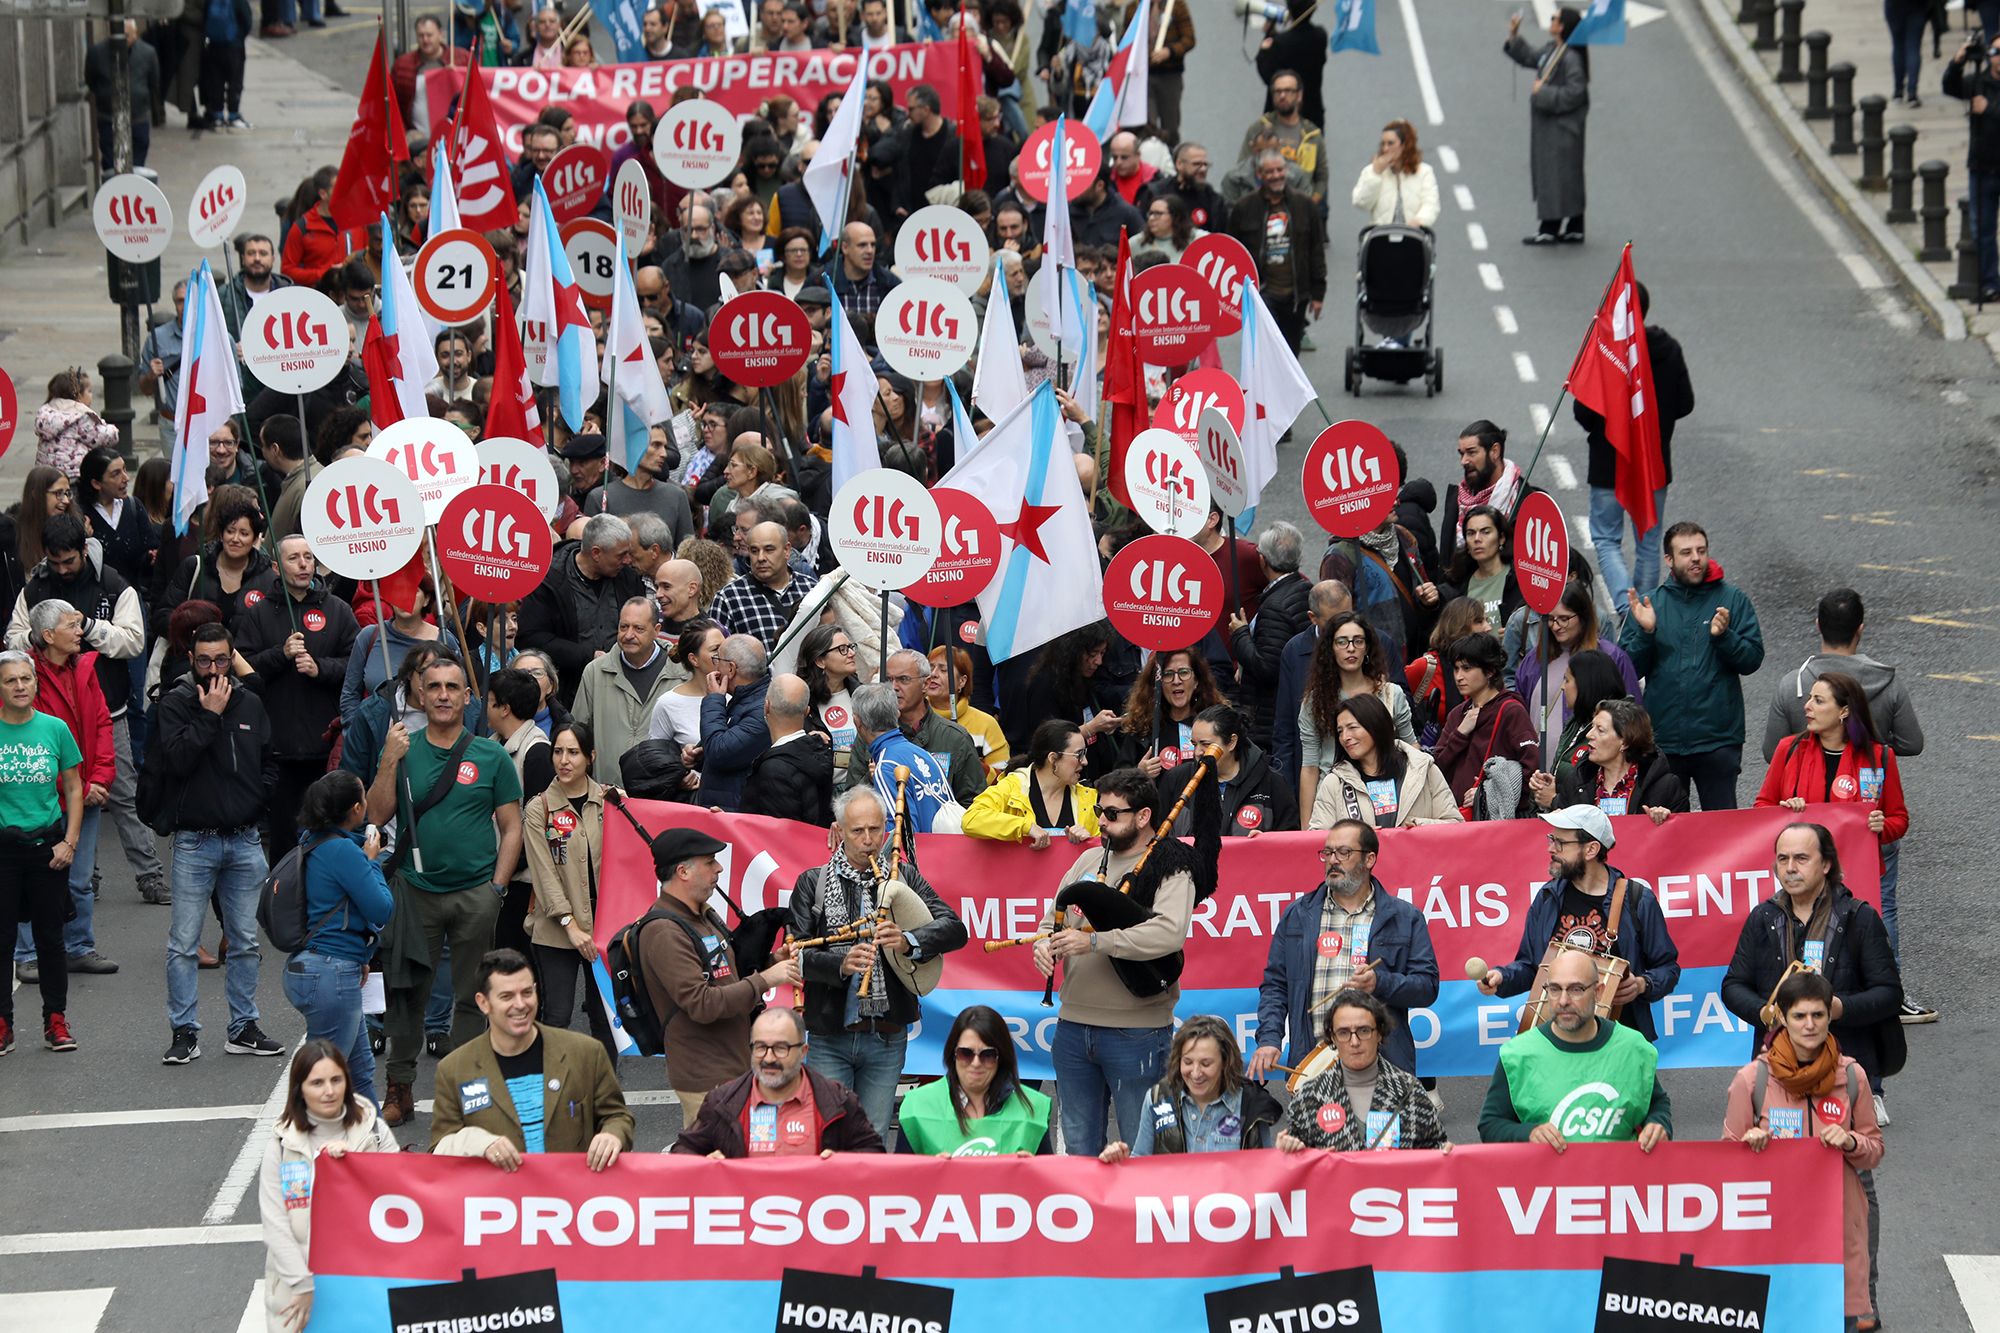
[1919,160,1952,261]
[1804,32,1832,117]
[1736,0,1757,22]
[97,353,135,458]
[1753,0,1777,51]
[1886,125,1917,220]
[1860,95,1888,187]
[1949,195,1983,299]
[1830,64,1857,153]
[1777,0,1806,82]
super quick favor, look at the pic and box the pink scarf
[1456,459,1526,530]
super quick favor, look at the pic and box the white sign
[1122,428,1210,539]
[828,468,942,591]
[560,218,619,311]
[367,416,479,525]
[414,229,498,325]
[302,455,427,581]
[894,205,990,298]
[477,436,564,522]
[1025,262,1085,365]
[613,158,653,255]
[654,99,743,190]
[874,277,977,380]
[93,174,172,263]
[1196,405,1248,519]
[239,287,351,395]
[187,164,247,250]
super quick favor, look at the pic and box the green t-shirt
[400,729,521,894]
[0,712,82,834]
[897,1078,1052,1156]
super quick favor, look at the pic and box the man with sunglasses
[672,1007,887,1158]
[1946,33,2000,303]
[1477,805,1682,1041]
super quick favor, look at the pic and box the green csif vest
[897,1079,1052,1157]
[1497,1022,1660,1143]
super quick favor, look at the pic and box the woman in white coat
[1351,119,1440,230]
[259,1039,398,1331]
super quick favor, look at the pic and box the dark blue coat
[1268,625,1316,791]
[1493,868,1683,1041]
[1255,880,1439,1076]
[698,674,771,812]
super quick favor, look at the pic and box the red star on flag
[553,278,589,332]
[830,369,850,423]
[999,501,1061,564]
[185,357,207,420]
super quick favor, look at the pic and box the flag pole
[1523,244,1629,498]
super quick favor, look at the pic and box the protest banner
[306,1142,1845,1332]
[596,803,1878,1080]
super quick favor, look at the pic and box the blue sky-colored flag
[1568,0,1626,44]
[1330,0,1380,54]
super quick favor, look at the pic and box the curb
[1691,0,1967,341]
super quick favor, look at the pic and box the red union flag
[1566,243,1665,535]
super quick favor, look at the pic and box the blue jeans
[284,951,376,1107]
[1051,1020,1170,1156]
[126,655,150,767]
[808,1027,910,1143]
[15,806,100,961]
[1972,170,2000,294]
[1885,0,1927,97]
[1588,483,1666,618]
[166,829,267,1034]
[1878,839,1901,956]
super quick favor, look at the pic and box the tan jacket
[640,891,763,1093]
[1040,841,1192,1029]
[523,778,607,950]
[572,648,688,786]
[430,1023,634,1157]
[258,1101,397,1330]
[1309,741,1464,830]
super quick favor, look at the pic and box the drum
[1284,1040,1342,1094]
[1515,940,1629,1033]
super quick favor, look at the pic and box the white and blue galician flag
[1060,0,1097,49]
[825,273,882,495]
[972,256,1029,422]
[1082,0,1149,140]
[1237,277,1315,512]
[945,378,982,462]
[428,137,461,238]
[378,212,439,418]
[939,382,1102,663]
[1330,0,1380,54]
[1568,0,1627,44]
[169,261,244,537]
[590,0,648,62]
[604,231,675,471]
[802,52,869,255]
[522,175,598,429]
[915,0,948,41]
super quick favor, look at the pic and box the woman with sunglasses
[964,719,1099,847]
[898,1005,1052,1156]
[1276,990,1448,1153]
[1101,1014,1281,1160]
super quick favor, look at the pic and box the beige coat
[572,648,687,785]
[258,1100,398,1331]
[1310,740,1463,830]
[523,778,607,950]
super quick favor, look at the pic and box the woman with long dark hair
[1513,579,1641,728]
[896,1005,1053,1155]
[0,467,75,624]
[1312,692,1459,829]
[152,485,274,639]
[1445,503,1522,628]
[1541,646,1630,791]
[1135,193,1201,263]
[523,720,618,1064]
[1297,611,1415,817]
[1101,1014,1281,1158]
[767,226,820,299]
[1121,647,1229,778]
[1010,620,1119,764]
[800,622,861,782]
[1504,4,1591,244]
[966,718,1098,847]
[1162,703,1297,836]
[1405,595,1489,740]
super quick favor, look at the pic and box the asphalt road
[6,3,1999,1330]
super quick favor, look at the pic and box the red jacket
[1755,732,1907,864]
[391,47,470,125]
[33,648,116,793]
[281,205,356,289]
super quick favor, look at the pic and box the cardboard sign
[829,469,942,591]
[1183,233,1258,336]
[302,455,427,580]
[1204,1265,1383,1333]
[559,217,620,311]
[477,436,564,521]
[613,158,653,254]
[775,1267,953,1333]
[875,277,977,379]
[0,364,16,459]
[706,289,810,388]
[414,228,500,325]
[544,143,610,223]
[1103,534,1224,652]
[1121,428,1209,538]
[1017,120,1100,203]
[386,1266,565,1333]
[894,204,990,297]
[92,173,172,262]
[186,163,247,249]
[1152,368,1245,446]
[238,287,351,395]
[368,416,479,524]
[1301,420,1400,539]
[437,484,555,602]
[1196,406,1249,519]
[904,487,1001,608]
[1130,263,1220,365]
[1595,1255,1771,1332]
[1512,490,1571,616]
[654,98,743,189]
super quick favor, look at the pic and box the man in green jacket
[1479,947,1672,1151]
[1619,521,1764,811]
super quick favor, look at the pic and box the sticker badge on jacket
[1802,940,1826,971]
[1767,1107,1805,1139]
[1366,1110,1401,1150]
[460,1078,493,1113]
[279,1160,313,1210]
[1858,767,1884,800]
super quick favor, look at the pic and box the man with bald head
[655,558,705,643]
[1108,130,1157,206]
[742,674,834,825]
[832,221,899,320]
[635,265,704,338]
[711,521,817,654]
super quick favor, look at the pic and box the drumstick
[1465,956,1489,982]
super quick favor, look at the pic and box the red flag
[449,64,520,233]
[377,552,430,616]
[958,9,987,191]
[1566,243,1665,534]
[485,283,542,441]
[329,28,411,232]
[361,314,407,431]
[1103,232,1143,510]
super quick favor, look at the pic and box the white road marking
[1467,222,1488,251]
[6,1288,114,1329]
[1840,253,1886,289]
[1399,0,1445,126]
[1944,387,1970,404]
[237,1282,266,1333]
[0,1104,266,1133]
[1548,454,1578,490]
[1874,292,1916,332]
[1572,515,1594,551]
[202,1062,292,1226]
[1514,352,1538,382]
[1437,145,1460,173]
[1947,1255,2000,1332]
[0,1225,262,1256]
[1454,184,1475,212]
[1494,305,1518,334]
[1479,263,1504,291]
[1523,0,1664,28]
[1530,402,1552,434]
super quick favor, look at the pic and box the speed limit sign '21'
[302,455,427,581]
[561,218,620,312]
[415,228,499,325]
[368,416,479,525]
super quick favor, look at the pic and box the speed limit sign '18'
[560,218,620,311]
[367,416,479,525]
[415,228,499,325]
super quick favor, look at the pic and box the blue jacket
[1617,572,1764,754]
[698,675,771,811]
[1268,625,1316,791]
[1493,868,1683,1041]
[867,727,959,838]
[297,828,394,963]
[1255,880,1439,1076]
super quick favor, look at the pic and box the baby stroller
[1344,224,1442,396]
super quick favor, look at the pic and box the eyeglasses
[1544,983,1596,999]
[1098,805,1133,820]
[1546,835,1585,848]
[1318,846,1365,861]
[953,1046,1000,1066]
[1160,668,1194,681]
[750,1041,803,1058]
[823,642,857,655]
[192,654,232,669]
[1331,636,1369,649]
[1332,1026,1378,1042]
[1546,614,1579,628]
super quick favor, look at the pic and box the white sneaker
[1425,1086,1445,1115]
[1872,1092,1891,1127]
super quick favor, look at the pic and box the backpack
[134,684,179,835]
[256,834,342,955]
[604,906,721,1057]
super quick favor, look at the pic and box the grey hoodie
[1761,651,1924,760]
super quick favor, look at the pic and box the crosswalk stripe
[0,1225,261,1256]
[1946,1255,2000,1332]
[4,1287,115,1330]
[236,1281,267,1333]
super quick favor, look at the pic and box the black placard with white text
[384,1266,564,1333]
[1595,1254,1771,1331]
[774,1266,954,1333]
[1203,1265,1383,1333]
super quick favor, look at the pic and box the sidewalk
[0,37,356,497]
[1696,0,2000,348]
